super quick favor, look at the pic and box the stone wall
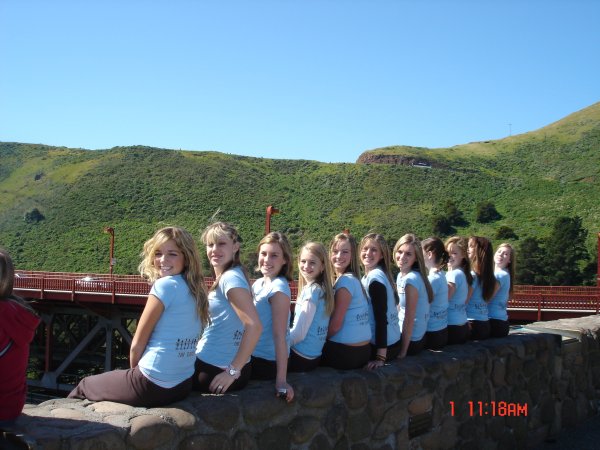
[6,315,600,450]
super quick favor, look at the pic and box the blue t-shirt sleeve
[150,276,177,309]
[404,272,420,290]
[221,268,250,296]
[271,277,291,298]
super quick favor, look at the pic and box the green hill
[1,102,599,275]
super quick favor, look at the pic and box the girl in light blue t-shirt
[394,234,433,358]
[445,236,473,345]
[289,242,334,372]
[489,243,515,338]
[321,233,372,370]
[466,236,499,341]
[422,237,449,350]
[359,233,401,370]
[69,227,208,407]
[250,232,294,403]
[194,222,262,395]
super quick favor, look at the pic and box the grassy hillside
[1,102,599,275]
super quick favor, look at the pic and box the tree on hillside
[496,226,518,240]
[432,215,455,237]
[444,200,468,227]
[475,201,502,223]
[516,237,546,285]
[24,208,45,224]
[543,216,589,285]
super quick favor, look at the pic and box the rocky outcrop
[356,152,441,168]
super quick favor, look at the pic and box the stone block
[373,403,407,440]
[257,425,291,450]
[324,404,348,441]
[296,378,337,408]
[195,396,239,431]
[127,414,175,450]
[90,401,135,414]
[341,376,368,409]
[179,433,231,450]
[289,416,321,444]
[346,411,372,442]
[240,389,288,426]
[408,394,432,416]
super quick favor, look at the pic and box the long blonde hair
[444,236,474,286]
[329,232,361,282]
[297,242,335,315]
[139,227,209,326]
[393,234,434,303]
[201,221,252,292]
[359,233,398,303]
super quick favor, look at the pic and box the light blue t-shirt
[446,268,469,326]
[488,268,510,321]
[196,266,250,368]
[138,274,202,388]
[291,283,329,358]
[252,276,291,361]
[329,273,371,344]
[466,272,489,321]
[397,271,430,341]
[362,267,400,346]
[426,269,448,332]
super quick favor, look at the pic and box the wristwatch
[227,365,240,379]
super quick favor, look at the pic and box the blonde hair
[393,234,434,303]
[444,236,474,286]
[139,227,209,326]
[201,221,252,292]
[497,242,516,295]
[297,242,335,316]
[256,232,294,281]
[329,232,361,282]
[359,233,398,303]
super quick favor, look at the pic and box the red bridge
[13,270,600,393]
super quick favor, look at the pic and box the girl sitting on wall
[194,222,262,394]
[289,242,334,372]
[321,232,372,370]
[69,227,208,407]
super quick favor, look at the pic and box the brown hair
[256,232,294,281]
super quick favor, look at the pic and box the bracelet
[375,354,386,362]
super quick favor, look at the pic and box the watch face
[229,368,237,376]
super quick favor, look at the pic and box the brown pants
[67,366,191,407]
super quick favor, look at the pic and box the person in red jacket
[0,249,40,428]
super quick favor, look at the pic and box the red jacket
[0,299,40,421]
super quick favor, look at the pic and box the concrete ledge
[7,315,600,449]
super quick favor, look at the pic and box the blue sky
[1,0,598,163]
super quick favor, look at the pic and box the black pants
[447,323,470,345]
[192,358,252,392]
[250,356,278,380]
[320,340,371,370]
[489,319,510,338]
[288,349,321,373]
[469,320,491,340]
[406,336,425,356]
[425,328,448,350]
